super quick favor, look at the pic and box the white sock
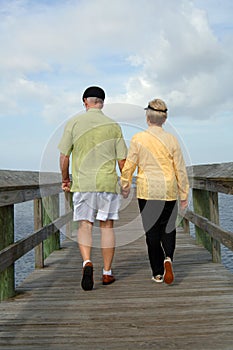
[83,259,92,267]
[103,269,112,276]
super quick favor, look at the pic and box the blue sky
[0,0,233,171]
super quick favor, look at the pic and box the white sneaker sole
[152,275,164,283]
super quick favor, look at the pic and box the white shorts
[73,192,121,222]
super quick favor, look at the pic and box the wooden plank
[0,205,15,301]
[0,185,63,207]
[192,189,212,252]
[187,162,233,179]
[209,191,221,262]
[0,170,63,207]
[64,192,72,238]
[0,221,233,350]
[187,163,233,194]
[0,211,72,273]
[189,178,233,194]
[34,198,44,268]
[184,209,233,251]
[0,170,61,190]
[42,195,60,260]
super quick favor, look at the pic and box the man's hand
[62,179,71,192]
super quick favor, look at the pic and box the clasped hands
[121,186,130,199]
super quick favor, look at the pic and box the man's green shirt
[58,108,127,193]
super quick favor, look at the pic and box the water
[14,201,35,286]
[218,193,233,273]
[14,194,66,287]
[14,193,233,286]
[188,192,233,274]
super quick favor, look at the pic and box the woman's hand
[121,188,130,198]
[180,199,188,210]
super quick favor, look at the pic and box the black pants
[138,199,178,277]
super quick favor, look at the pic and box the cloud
[118,2,233,118]
[0,0,233,125]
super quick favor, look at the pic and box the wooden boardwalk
[0,198,233,350]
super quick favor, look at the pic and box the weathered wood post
[0,205,15,301]
[209,191,221,263]
[192,189,221,262]
[182,217,190,234]
[42,194,60,260]
[34,198,44,268]
[65,192,72,239]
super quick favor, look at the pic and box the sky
[0,0,233,172]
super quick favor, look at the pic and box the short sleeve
[58,126,73,156]
[115,127,127,160]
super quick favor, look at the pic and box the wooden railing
[0,170,72,301]
[183,162,233,263]
[0,163,233,301]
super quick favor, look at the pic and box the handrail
[182,162,233,263]
[0,170,72,301]
[0,211,72,274]
[184,209,233,251]
[0,164,233,301]
[0,170,62,207]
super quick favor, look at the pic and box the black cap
[82,86,105,101]
[144,105,168,112]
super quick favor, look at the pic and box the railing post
[193,189,212,250]
[34,198,44,268]
[65,192,72,239]
[42,194,60,260]
[0,205,15,301]
[192,189,221,262]
[182,217,190,234]
[177,213,190,234]
[209,191,221,263]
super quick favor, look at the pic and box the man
[121,98,189,284]
[58,86,127,291]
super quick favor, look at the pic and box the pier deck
[0,198,233,350]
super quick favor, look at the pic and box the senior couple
[58,86,189,291]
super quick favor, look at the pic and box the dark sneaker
[163,257,174,284]
[81,262,94,291]
[102,274,115,285]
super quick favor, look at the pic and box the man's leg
[78,220,94,291]
[100,220,116,284]
[77,220,93,261]
[100,220,115,270]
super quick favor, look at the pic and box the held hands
[121,187,130,199]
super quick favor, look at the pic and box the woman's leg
[160,201,178,260]
[138,199,165,276]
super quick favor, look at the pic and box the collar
[86,108,103,113]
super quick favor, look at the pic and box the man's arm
[60,153,71,192]
[118,159,126,173]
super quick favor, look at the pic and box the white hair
[86,97,104,108]
[146,109,167,126]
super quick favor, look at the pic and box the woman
[121,98,189,284]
